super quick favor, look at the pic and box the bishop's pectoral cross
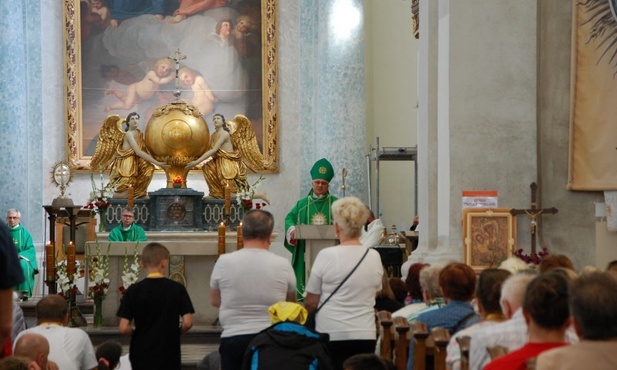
[510,182,558,258]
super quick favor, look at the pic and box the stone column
[417,0,539,263]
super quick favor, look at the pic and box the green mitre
[310,158,334,182]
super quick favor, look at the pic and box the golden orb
[145,102,210,188]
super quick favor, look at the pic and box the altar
[84,230,265,326]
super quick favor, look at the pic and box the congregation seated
[445,268,511,370]
[415,262,480,333]
[375,269,405,313]
[606,260,617,273]
[13,295,97,370]
[407,262,480,369]
[539,254,574,273]
[468,271,537,369]
[392,264,443,323]
[536,271,617,370]
[13,332,59,370]
[484,270,572,369]
[404,263,429,304]
[95,340,123,370]
[343,353,394,370]
[388,277,407,306]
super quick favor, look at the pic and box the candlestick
[218,222,226,255]
[224,183,231,216]
[66,241,76,277]
[237,222,243,250]
[45,241,55,281]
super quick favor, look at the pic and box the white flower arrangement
[56,260,82,298]
[87,242,110,301]
[85,173,116,217]
[236,175,269,210]
[120,244,141,295]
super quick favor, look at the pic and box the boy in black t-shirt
[117,242,195,370]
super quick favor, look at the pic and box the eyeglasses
[6,217,19,219]
[122,214,134,218]
[313,181,329,186]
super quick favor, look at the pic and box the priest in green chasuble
[108,206,147,242]
[6,209,38,298]
[284,158,338,300]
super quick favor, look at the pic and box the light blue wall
[298,0,367,200]
[0,2,43,240]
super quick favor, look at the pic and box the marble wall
[0,2,43,239]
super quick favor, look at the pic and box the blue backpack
[242,321,335,370]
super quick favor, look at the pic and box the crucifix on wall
[510,182,558,258]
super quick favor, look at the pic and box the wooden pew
[411,321,430,369]
[393,316,410,370]
[431,327,451,370]
[487,345,509,360]
[377,311,394,361]
[456,335,471,370]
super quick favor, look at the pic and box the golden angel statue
[90,112,170,198]
[185,113,270,198]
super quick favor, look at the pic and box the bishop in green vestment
[6,209,38,297]
[284,158,338,300]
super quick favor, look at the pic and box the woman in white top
[305,196,383,370]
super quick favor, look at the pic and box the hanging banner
[568,0,617,190]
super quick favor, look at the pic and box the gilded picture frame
[463,208,516,271]
[63,0,279,172]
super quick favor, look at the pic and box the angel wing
[90,115,125,171]
[228,114,275,172]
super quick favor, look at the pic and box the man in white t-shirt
[13,295,97,370]
[210,210,296,370]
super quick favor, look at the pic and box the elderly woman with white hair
[304,196,384,369]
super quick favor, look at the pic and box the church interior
[3,0,617,368]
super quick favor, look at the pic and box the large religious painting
[63,0,279,172]
[463,208,515,271]
[568,0,617,190]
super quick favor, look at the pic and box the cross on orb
[510,182,558,257]
[167,48,186,100]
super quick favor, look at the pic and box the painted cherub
[105,58,175,112]
[91,0,111,29]
[178,67,218,116]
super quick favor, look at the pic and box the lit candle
[128,185,134,208]
[46,241,55,281]
[237,222,243,250]
[66,241,76,277]
[224,183,231,216]
[218,222,226,255]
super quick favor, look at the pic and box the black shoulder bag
[305,248,371,330]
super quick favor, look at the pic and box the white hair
[500,272,536,312]
[6,209,21,218]
[498,256,532,274]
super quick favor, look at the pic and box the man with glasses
[108,206,147,242]
[5,209,38,300]
[284,158,338,300]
